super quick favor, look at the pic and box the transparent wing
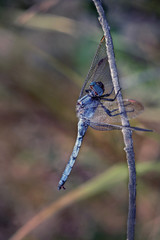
[79,36,114,99]
[89,121,152,132]
[89,122,123,131]
[81,99,144,130]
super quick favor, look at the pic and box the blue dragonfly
[58,36,152,190]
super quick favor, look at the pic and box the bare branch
[92,1,136,240]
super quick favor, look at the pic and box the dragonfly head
[89,81,104,96]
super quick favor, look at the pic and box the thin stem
[92,1,136,240]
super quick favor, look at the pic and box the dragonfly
[58,36,152,190]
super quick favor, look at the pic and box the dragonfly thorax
[89,81,104,97]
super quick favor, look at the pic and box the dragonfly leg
[100,101,134,117]
[85,89,90,93]
[101,87,114,97]
[109,102,133,113]
[99,102,120,117]
[100,88,121,101]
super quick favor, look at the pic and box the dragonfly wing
[89,121,152,132]
[89,121,123,131]
[79,36,113,99]
[83,99,144,126]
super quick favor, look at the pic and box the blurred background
[0,0,160,240]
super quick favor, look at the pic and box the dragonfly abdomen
[58,119,88,190]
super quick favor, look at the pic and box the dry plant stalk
[92,1,136,240]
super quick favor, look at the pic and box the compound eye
[96,82,104,92]
[89,81,105,96]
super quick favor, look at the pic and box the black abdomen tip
[58,181,66,190]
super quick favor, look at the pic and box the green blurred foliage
[0,0,159,240]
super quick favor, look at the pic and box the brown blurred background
[0,0,160,240]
